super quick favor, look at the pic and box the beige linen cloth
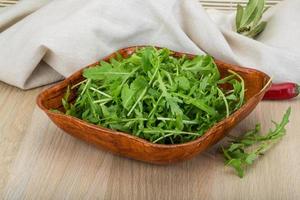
[0,0,299,89]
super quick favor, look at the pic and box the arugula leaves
[222,107,291,178]
[235,0,267,38]
[62,47,245,144]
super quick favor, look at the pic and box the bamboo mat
[0,0,18,8]
[200,0,283,10]
[0,0,283,10]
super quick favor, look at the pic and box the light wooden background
[0,82,299,199]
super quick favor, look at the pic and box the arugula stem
[80,79,91,96]
[105,118,148,124]
[93,98,112,104]
[144,130,199,135]
[127,88,147,116]
[120,67,140,88]
[71,79,87,89]
[90,87,112,98]
[162,69,173,85]
[157,117,198,125]
[217,75,236,84]
[148,94,163,118]
[152,133,175,143]
[228,70,245,109]
[151,130,199,143]
[127,62,161,116]
[217,87,230,117]
[222,107,291,178]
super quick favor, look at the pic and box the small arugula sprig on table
[235,0,267,38]
[222,107,291,178]
[60,47,245,144]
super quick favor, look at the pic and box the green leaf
[157,73,183,116]
[252,0,265,26]
[121,84,134,110]
[228,149,246,159]
[141,47,153,71]
[245,152,257,164]
[100,104,110,118]
[240,139,257,146]
[175,76,190,91]
[246,21,267,38]
[121,77,148,110]
[227,159,244,178]
[222,107,291,178]
[176,93,217,116]
[62,47,246,144]
[243,7,258,28]
[83,63,112,80]
[228,70,245,109]
[235,0,267,38]
[49,109,62,114]
[241,0,259,27]
[83,61,131,80]
[62,85,71,110]
[244,124,261,137]
[228,143,244,152]
[236,4,244,30]
[86,90,99,118]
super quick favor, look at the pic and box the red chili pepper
[263,82,299,100]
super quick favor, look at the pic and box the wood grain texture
[2,91,300,199]
[36,46,271,164]
[0,75,299,200]
[0,82,43,193]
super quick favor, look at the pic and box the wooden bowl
[37,46,271,164]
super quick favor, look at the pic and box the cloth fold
[0,0,299,89]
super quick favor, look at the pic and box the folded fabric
[0,0,299,89]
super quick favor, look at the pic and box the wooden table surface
[0,81,299,200]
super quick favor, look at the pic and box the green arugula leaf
[175,76,190,91]
[141,47,153,72]
[227,158,244,178]
[222,107,291,178]
[60,47,245,144]
[62,85,71,111]
[121,77,148,110]
[83,61,130,80]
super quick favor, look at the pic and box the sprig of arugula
[235,0,267,38]
[60,47,245,144]
[222,107,291,178]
